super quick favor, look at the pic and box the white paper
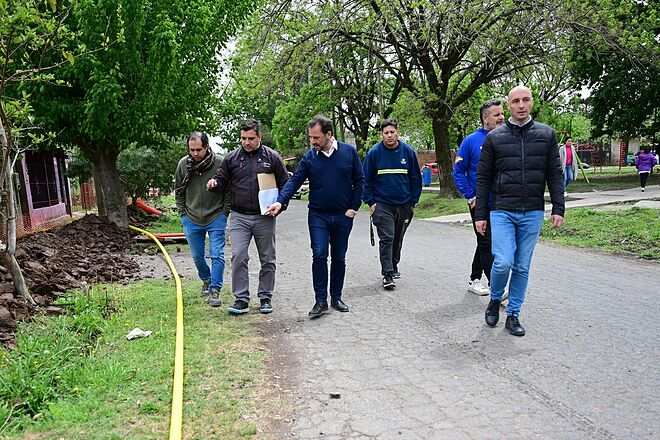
[259,188,279,215]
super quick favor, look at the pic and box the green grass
[0,280,266,439]
[568,170,659,192]
[413,193,469,218]
[541,207,660,260]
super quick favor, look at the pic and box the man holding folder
[266,115,364,318]
[207,119,288,315]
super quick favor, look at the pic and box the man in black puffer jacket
[475,85,565,337]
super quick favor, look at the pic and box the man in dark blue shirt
[363,119,422,290]
[266,115,364,318]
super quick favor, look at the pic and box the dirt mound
[0,215,141,347]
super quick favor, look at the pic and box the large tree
[30,0,255,226]
[568,0,660,139]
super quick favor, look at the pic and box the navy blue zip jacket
[278,142,364,213]
[362,141,422,206]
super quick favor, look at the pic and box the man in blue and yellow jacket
[452,99,504,296]
[363,119,422,290]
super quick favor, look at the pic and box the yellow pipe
[129,225,184,440]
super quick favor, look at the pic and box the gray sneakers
[207,288,222,307]
[201,280,211,297]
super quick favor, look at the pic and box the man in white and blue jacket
[363,119,422,290]
[266,115,364,319]
[453,99,504,297]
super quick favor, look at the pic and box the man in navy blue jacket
[266,115,364,318]
[453,99,504,296]
[363,119,422,290]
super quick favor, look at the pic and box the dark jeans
[371,203,414,275]
[308,210,354,304]
[640,172,649,188]
[469,204,493,283]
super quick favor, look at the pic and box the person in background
[559,138,578,196]
[635,147,658,192]
[175,132,230,308]
[453,99,504,296]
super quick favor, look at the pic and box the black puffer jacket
[475,119,564,220]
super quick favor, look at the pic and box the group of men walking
[175,84,565,336]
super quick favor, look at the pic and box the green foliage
[118,141,182,200]
[568,0,660,138]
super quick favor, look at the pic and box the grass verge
[568,170,659,192]
[0,280,265,440]
[541,207,660,260]
[413,193,469,218]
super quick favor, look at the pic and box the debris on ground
[126,328,152,340]
[1,214,142,347]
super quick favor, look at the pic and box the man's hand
[265,202,283,217]
[206,178,218,190]
[550,214,564,228]
[475,220,488,236]
[369,204,376,215]
[345,209,358,219]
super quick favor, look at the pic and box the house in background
[15,150,72,237]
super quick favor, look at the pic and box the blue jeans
[308,210,354,304]
[489,210,544,316]
[181,213,227,290]
[564,165,574,189]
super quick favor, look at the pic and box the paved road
[257,201,659,440]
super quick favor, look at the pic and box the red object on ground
[153,233,185,238]
[135,198,162,216]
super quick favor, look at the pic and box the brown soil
[0,214,141,347]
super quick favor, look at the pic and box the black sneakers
[505,315,526,337]
[259,298,273,314]
[308,302,329,319]
[382,274,395,290]
[485,299,501,327]
[207,288,222,307]
[227,300,249,315]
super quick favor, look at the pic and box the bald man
[474,86,565,336]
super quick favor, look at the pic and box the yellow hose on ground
[129,225,184,440]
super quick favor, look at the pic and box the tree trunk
[90,149,127,227]
[0,110,34,305]
[430,114,458,196]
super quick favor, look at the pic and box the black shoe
[505,315,526,337]
[308,302,328,319]
[382,274,395,290]
[392,271,401,279]
[485,299,501,327]
[331,299,349,312]
[201,280,210,297]
[259,298,273,314]
[228,300,249,315]
[207,288,222,307]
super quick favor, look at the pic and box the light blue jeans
[564,165,574,189]
[181,213,227,290]
[489,210,544,316]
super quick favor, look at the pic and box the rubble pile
[1,215,141,347]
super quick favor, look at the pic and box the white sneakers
[467,279,490,296]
